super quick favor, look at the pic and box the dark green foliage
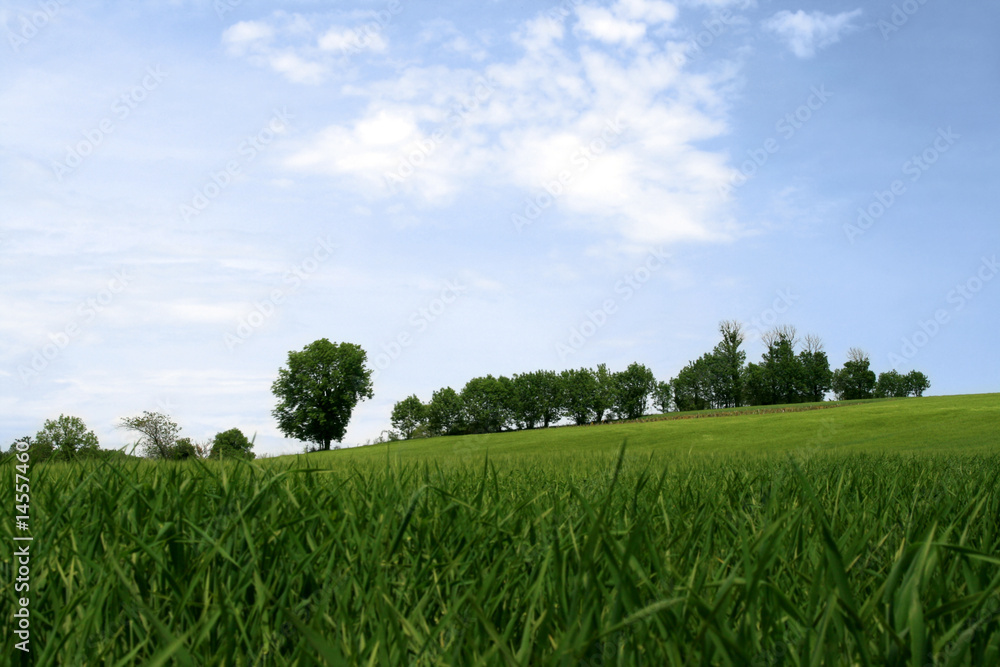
[34,414,100,461]
[652,380,672,414]
[798,336,833,403]
[711,320,746,408]
[210,428,254,459]
[905,370,931,397]
[391,395,427,439]
[426,387,466,436]
[611,362,657,420]
[833,349,877,401]
[875,370,909,398]
[560,368,598,425]
[173,437,198,460]
[461,375,512,434]
[271,339,374,450]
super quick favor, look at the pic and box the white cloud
[221,10,396,84]
[762,9,863,58]
[222,20,274,56]
[576,6,648,45]
[282,6,740,245]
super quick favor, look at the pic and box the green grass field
[2,394,999,665]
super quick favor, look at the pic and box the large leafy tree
[760,326,804,404]
[799,334,833,402]
[119,411,180,459]
[426,387,465,436]
[391,395,427,439]
[271,339,374,451]
[209,428,255,459]
[592,363,615,423]
[712,320,746,408]
[652,380,672,414]
[461,375,511,434]
[561,368,597,425]
[510,373,545,430]
[904,370,930,397]
[672,355,713,411]
[832,348,877,401]
[875,370,909,398]
[34,414,99,460]
[611,362,657,420]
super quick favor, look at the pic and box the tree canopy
[272,339,374,451]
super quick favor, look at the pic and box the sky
[1,0,998,455]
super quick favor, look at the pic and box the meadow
[2,394,999,665]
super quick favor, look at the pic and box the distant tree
[560,368,598,425]
[510,373,545,430]
[535,370,563,428]
[592,363,615,423]
[904,370,931,397]
[461,375,511,434]
[34,415,100,461]
[611,362,657,420]
[712,320,746,408]
[119,411,180,459]
[9,436,48,463]
[831,348,876,401]
[875,370,909,398]
[391,395,427,439]
[672,355,713,411]
[426,387,465,436]
[742,362,768,406]
[799,335,833,402]
[652,380,672,414]
[760,326,803,404]
[173,437,198,460]
[271,339,374,451]
[209,428,255,459]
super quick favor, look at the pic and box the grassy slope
[288,393,1000,465]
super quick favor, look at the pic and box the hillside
[293,393,1000,464]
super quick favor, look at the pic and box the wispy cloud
[280,1,739,246]
[762,9,863,58]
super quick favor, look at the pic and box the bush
[210,428,255,459]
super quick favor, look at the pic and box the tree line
[391,321,930,439]
[5,413,256,462]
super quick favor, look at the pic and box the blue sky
[2,0,997,455]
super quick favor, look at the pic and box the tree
[742,362,768,406]
[712,320,746,408]
[652,380,672,414]
[760,326,803,404]
[535,370,563,428]
[391,395,427,439]
[173,437,198,460]
[461,375,511,434]
[875,370,908,398]
[426,387,465,436]
[904,370,930,397]
[560,368,598,425]
[119,411,180,459]
[271,339,374,451]
[831,348,876,401]
[592,363,615,423]
[209,428,255,459]
[799,335,833,403]
[611,362,656,420]
[34,415,99,461]
[672,355,713,411]
[510,373,545,430]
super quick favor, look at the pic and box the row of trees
[6,413,256,462]
[670,322,930,411]
[390,322,930,439]
[391,362,660,438]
